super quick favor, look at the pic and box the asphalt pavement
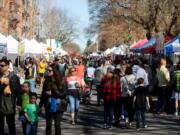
[4,88,180,135]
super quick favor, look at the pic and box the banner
[0,44,7,54]
[18,42,24,56]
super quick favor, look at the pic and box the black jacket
[0,72,21,114]
[39,76,67,109]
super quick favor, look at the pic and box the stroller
[79,85,92,104]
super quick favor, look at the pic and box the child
[17,82,30,135]
[24,93,39,135]
[133,78,150,131]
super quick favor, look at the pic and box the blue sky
[55,0,90,50]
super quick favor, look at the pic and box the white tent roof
[24,39,43,54]
[104,48,111,55]
[112,46,126,55]
[0,33,6,44]
[90,52,100,57]
[54,48,67,56]
[40,42,48,54]
[110,47,117,53]
[6,35,18,54]
[23,39,31,53]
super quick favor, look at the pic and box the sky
[54,0,90,50]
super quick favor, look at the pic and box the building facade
[0,0,38,40]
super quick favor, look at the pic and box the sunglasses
[0,64,6,67]
[48,69,53,72]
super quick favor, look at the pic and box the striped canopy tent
[164,35,180,55]
[130,39,148,53]
[140,37,157,54]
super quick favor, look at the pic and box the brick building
[0,0,38,40]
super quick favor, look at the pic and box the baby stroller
[79,85,92,104]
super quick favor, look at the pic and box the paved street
[7,91,179,135]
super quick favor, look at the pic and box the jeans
[104,100,115,127]
[135,110,146,128]
[96,85,102,104]
[114,97,122,121]
[46,112,63,135]
[0,113,16,135]
[68,95,80,113]
[22,121,26,135]
[122,97,134,122]
[29,79,36,93]
[26,122,38,135]
[157,86,167,113]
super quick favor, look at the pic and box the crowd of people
[0,54,179,135]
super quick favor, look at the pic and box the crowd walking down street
[0,54,179,135]
[0,0,180,134]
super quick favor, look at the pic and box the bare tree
[63,42,81,53]
[39,0,77,45]
[88,0,180,49]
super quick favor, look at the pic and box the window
[0,0,4,8]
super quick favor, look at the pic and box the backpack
[124,76,135,96]
[174,71,180,93]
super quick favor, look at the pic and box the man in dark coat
[0,58,21,135]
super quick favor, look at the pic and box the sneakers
[143,125,148,128]
[103,124,108,129]
[136,128,140,131]
[174,112,178,116]
[108,126,113,130]
[71,121,76,125]
[103,124,113,129]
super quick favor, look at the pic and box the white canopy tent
[24,39,43,54]
[54,48,68,56]
[6,35,18,54]
[40,42,48,54]
[104,48,111,55]
[0,33,7,44]
[89,52,100,57]
[112,47,125,55]
[110,47,117,53]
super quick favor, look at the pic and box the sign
[46,47,52,53]
[18,42,24,56]
[0,44,7,54]
[56,40,62,48]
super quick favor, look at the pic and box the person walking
[17,82,31,135]
[172,62,180,116]
[120,66,136,128]
[0,58,21,135]
[156,58,170,114]
[133,78,150,131]
[66,67,85,125]
[24,93,39,135]
[39,64,67,135]
[102,67,120,129]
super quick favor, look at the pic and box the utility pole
[96,38,99,52]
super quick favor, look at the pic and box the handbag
[57,99,68,112]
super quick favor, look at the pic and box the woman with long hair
[101,67,120,129]
[66,67,85,125]
[39,63,66,135]
[120,66,136,128]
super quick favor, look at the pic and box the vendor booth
[130,39,148,53]
[140,37,156,54]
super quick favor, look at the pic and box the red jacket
[101,78,121,102]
